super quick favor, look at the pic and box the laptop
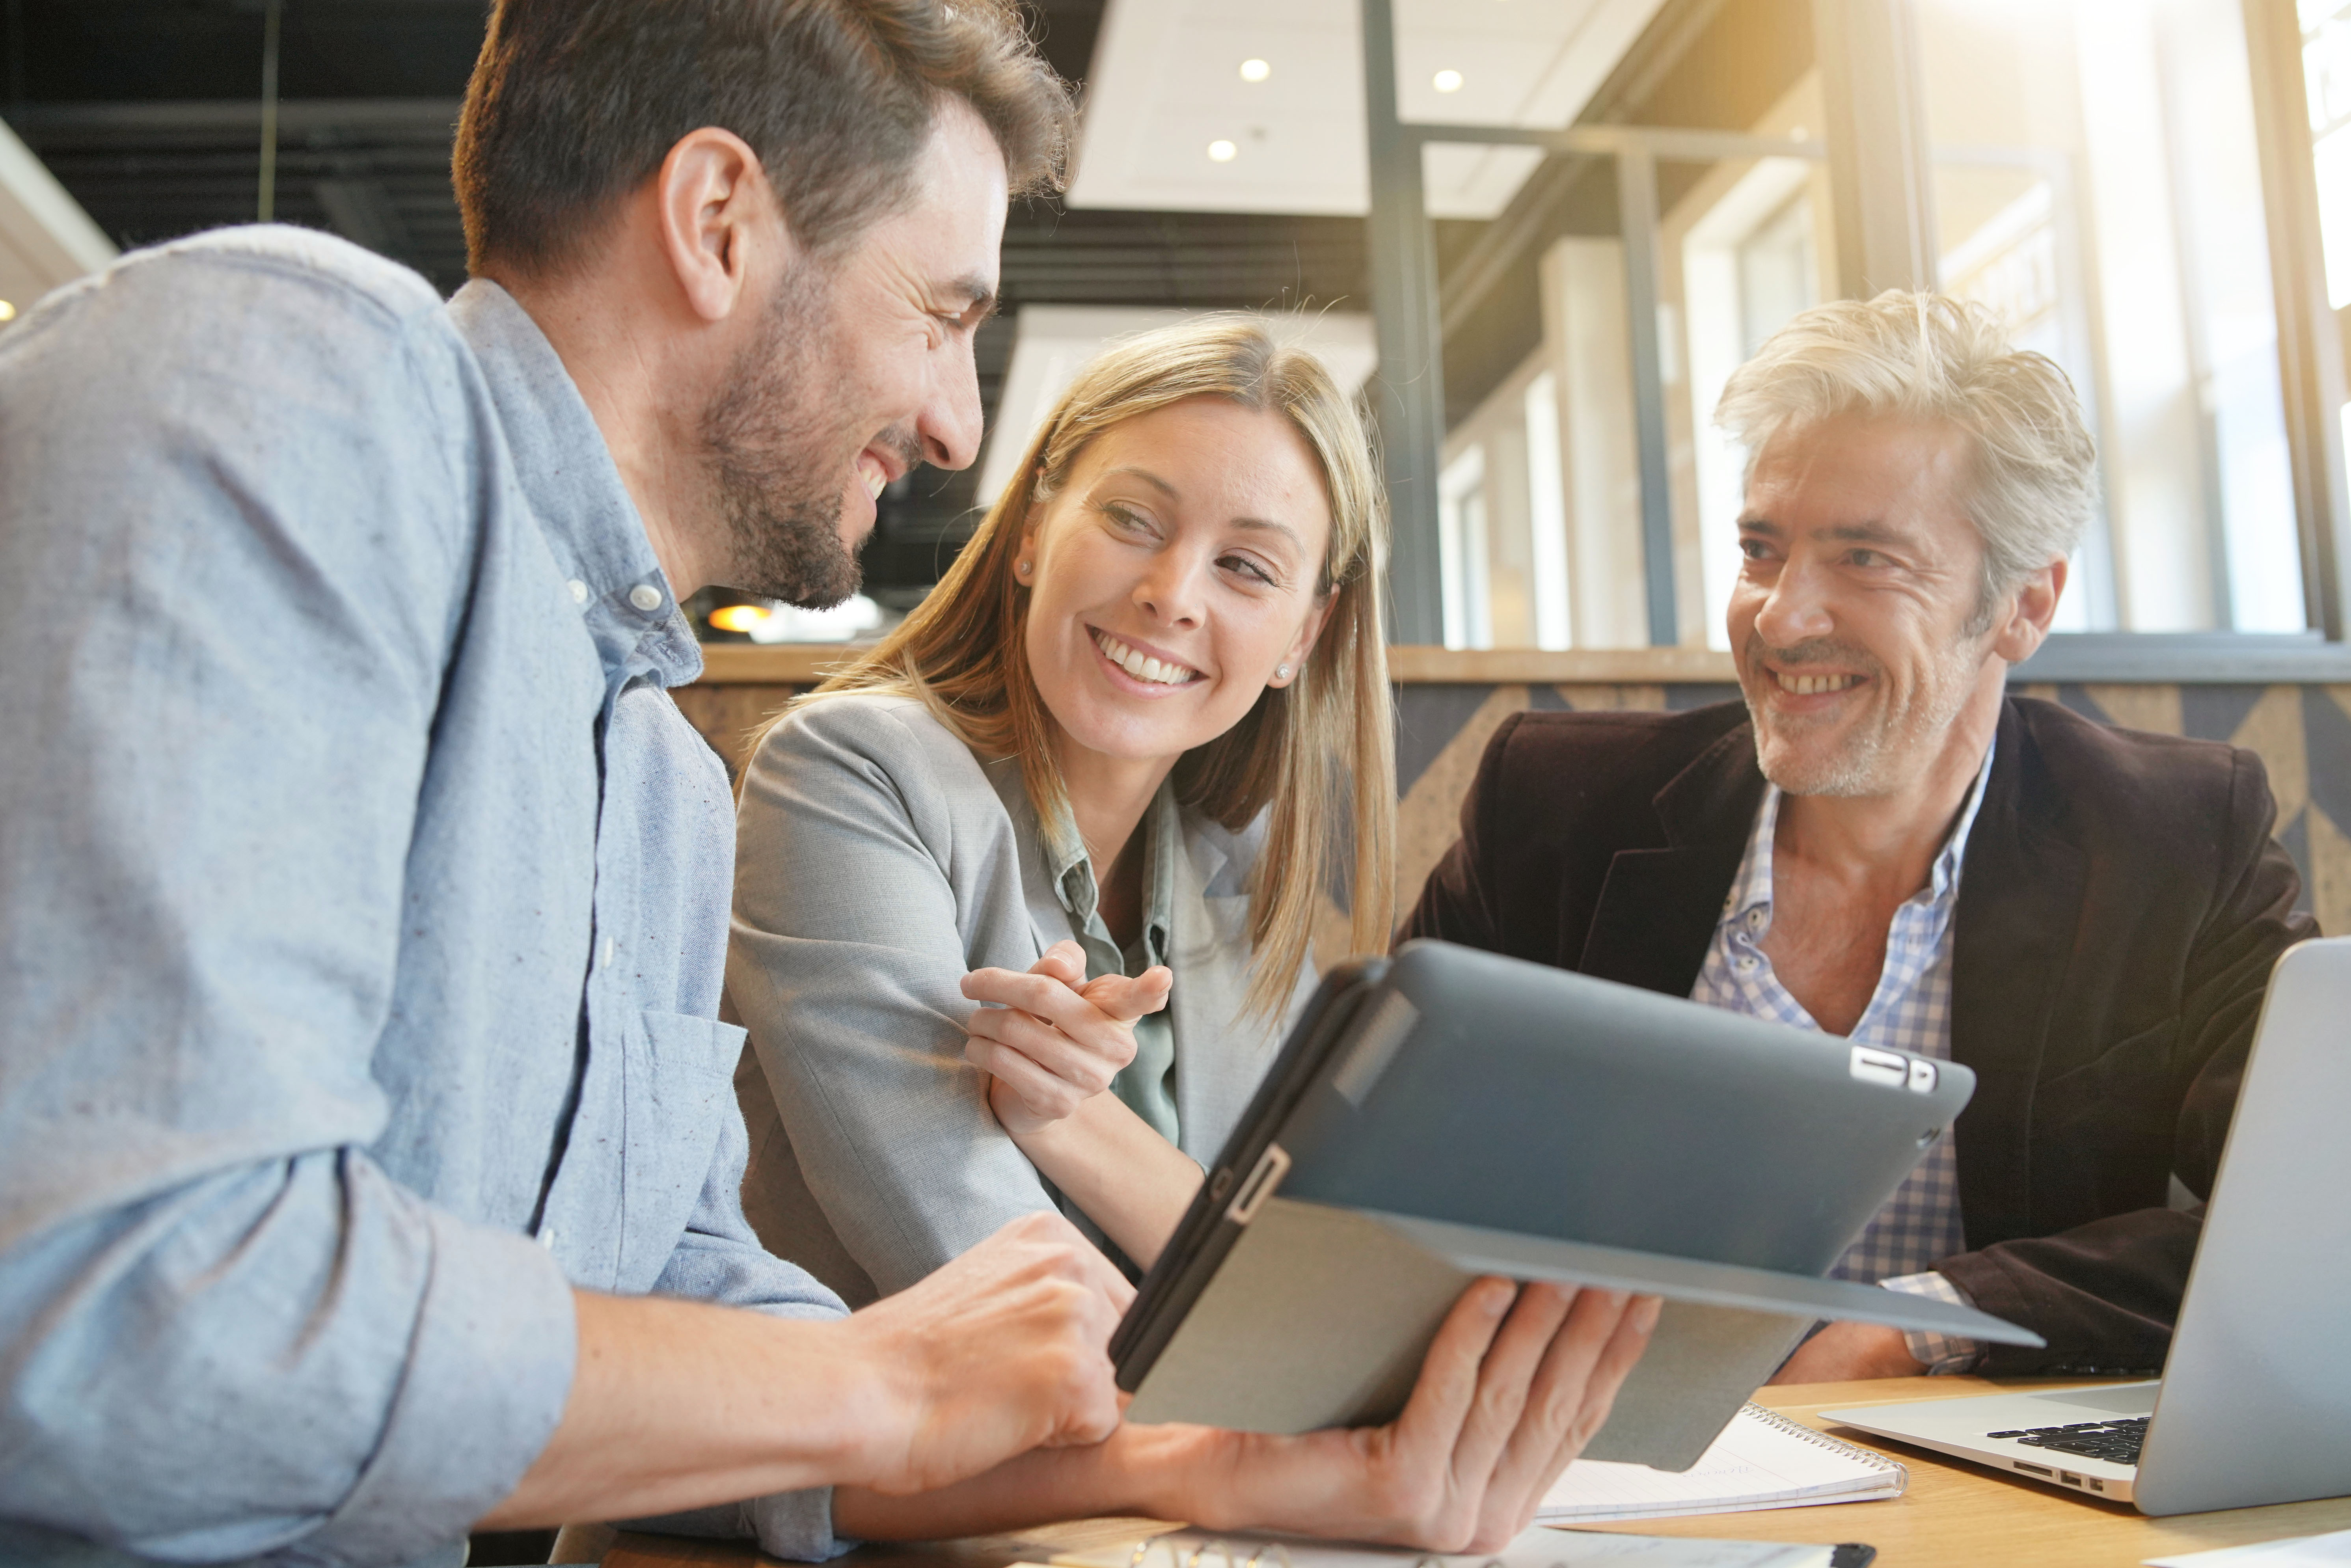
[1112,940,2036,1471]
[1822,936,2351,1516]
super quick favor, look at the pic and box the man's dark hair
[453,0,1073,276]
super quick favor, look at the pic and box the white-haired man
[1405,292,2313,1381]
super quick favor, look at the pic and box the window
[1911,0,2305,634]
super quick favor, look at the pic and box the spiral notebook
[1539,1404,1906,1522]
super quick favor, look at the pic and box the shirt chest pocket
[615,1008,749,1292]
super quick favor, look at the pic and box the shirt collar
[446,279,702,691]
[1040,777,1182,963]
[1724,736,1999,925]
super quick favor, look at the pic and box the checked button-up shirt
[1690,739,1996,1373]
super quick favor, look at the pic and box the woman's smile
[1088,626,1203,691]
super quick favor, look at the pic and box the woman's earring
[1016,560,1032,578]
[1275,663,1292,681]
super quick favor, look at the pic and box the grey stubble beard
[1744,633,1982,798]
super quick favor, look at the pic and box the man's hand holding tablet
[834,1272,1661,1555]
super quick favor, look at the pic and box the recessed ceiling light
[1239,57,1271,82]
[1207,139,1239,162]
[0,300,15,322]
[1433,69,1464,92]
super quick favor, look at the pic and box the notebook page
[1048,1525,1833,1568]
[1541,1404,1905,1522]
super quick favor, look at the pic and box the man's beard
[699,269,874,609]
[1742,633,1982,797]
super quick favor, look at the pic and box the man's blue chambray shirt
[0,229,846,1567]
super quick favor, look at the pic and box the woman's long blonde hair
[766,314,1395,1021]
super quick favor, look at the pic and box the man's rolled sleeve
[0,1159,576,1563]
[299,1214,578,1565]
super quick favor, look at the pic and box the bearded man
[1404,292,2313,1384]
[0,3,1652,1564]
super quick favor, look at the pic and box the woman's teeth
[1094,629,1199,687]
[1775,671,1861,696]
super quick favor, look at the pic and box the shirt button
[538,1225,558,1251]
[601,936,615,968]
[567,579,588,604]
[1745,908,1765,931]
[1735,955,1759,975]
[628,583,663,613]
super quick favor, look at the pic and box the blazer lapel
[1576,726,1764,996]
[1949,699,2085,1245]
[1165,818,1267,1161]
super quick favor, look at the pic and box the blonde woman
[728,316,1395,1302]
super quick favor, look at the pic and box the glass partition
[1909,0,2303,635]
[1414,1,2334,651]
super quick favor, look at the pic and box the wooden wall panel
[678,677,2343,968]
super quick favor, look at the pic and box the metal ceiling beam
[6,99,462,136]
[1361,0,1447,648]
[1612,142,1677,647]
[1811,0,1938,295]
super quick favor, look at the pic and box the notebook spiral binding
[1739,1402,1908,1482]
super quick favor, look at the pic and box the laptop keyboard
[1986,1417,2148,1465]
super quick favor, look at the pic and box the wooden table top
[600,1376,2351,1568]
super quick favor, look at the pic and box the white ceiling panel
[1069,0,1670,219]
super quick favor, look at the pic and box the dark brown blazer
[1401,695,2314,1374]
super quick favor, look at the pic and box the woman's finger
[1079,966,1173,1024]
[965,967,1135,1042]
[961,966,1077,1012]
[1029,940,1086,986]
[963,1035,1082,1119]
[965,1005,1131,1090]
[963,1007,1120,1091]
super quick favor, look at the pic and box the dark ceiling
[0,0,1805,593]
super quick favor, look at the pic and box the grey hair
[1715,291,2098,623]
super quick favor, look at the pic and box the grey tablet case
[1113,940,2039,1470]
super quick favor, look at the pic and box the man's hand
[481,1210,1131,1530]
[1767,1319,1924,1384]
[1194,1279,1662,1553]
[839,1209,1135,1495]
[963,940,1172,1136]
[835,1277,1659,1550]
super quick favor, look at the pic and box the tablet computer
[1112,940,2037,1469]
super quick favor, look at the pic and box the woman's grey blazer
[727,691,1310,1306]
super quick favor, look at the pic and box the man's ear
[1991,557,2067,665]
[654,127,787,324]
